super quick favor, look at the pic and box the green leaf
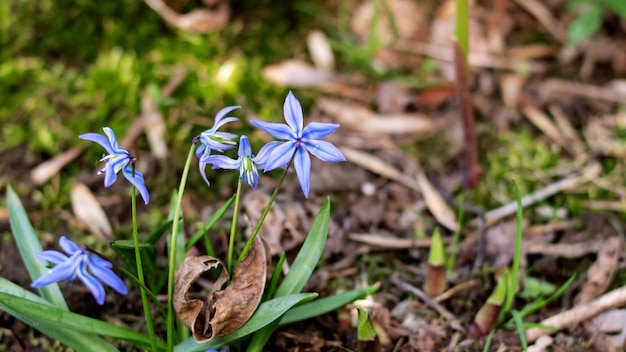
[603,0,626,17]
[357,307,376,341]
[428,228,445,266]
[110,239,157,289]
[246,198,331,351]
[174,293,318,352]
[279,284,380,326]
[274,197,331,297]
[567,6,603,45]
[185,195,235,251]
[512,310,528,351]
[0,278,121,351]
[6,185,68,310]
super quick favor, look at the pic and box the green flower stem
[167,144,196,352]
[227,179,243,274]
[131,187,157,352]
[236,155,293,266]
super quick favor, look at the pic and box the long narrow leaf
[186,195,235,251]
[0,278,118,351]
[274,198,330,297]
[279,284,380,326]
[247,198,332,351]
[6,185,68,309]
[174,292,318,352]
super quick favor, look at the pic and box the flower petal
[263,141,296,171]
[283,91,303,134]
[78,133,116,155]
[238,136,252,157]
[202,154,240,170]
[31,254,81,288]
[59,236,81,255]
[214,106,241,128]
[199,160,212,187]
[250,120,295,140]
[87,256,128,295]
[293,147,312,198]
[35,250,69,265]
[302,122,340,139]
[102,127,120,151]
[122,166,150,204]
[304,140,347,162]
[102,162,120,188]
[254,141,282,170]
[77,268,106,305]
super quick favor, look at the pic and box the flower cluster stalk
[166,144,196,351]
[236,157,292,266]
[131,187,158,351]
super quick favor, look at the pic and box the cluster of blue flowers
[31,91,345,305]
[196,91,346,197]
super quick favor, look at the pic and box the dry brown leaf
[522,105,575,155]
[307,30,334,71]
[242,191,306,256]
[70,183,113,243]
[589,309,626,349]
[513,0,560,39]
[415,167,457,232]
[174,235,268,342]
[341,147,420,192]
[30,147,82,186]
[526,286,626,342]
[143,0,230,33]
[141,92,168,159]
[575,237,623,304]
[317,96,451,137]
[262,60,334,87]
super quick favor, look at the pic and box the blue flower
[193,106,240,186]
[251,91,346,198]
[200,135,270,190]
[79,127,150,204]
[31,236,128,305]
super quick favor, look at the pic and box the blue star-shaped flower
[79,127,150,204]
[251,91,346,198]
[201,135,271,190]
[31,236,128,305]
[193,106,240,186]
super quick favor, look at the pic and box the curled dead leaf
[174,235,269,342]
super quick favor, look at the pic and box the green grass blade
[174,292,318,352]
[0,278,119,351]
[6,185,68,310]
[186,195,235,251]
[274,197,330,297]
[279,284,380,326]
[504,181,524,314]
[511,310,528,350]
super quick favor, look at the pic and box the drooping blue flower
[79,127,150,204]
[193,106,240,186]
[31,236,128,305]
[251,91,346,198]
[200,135,270,190]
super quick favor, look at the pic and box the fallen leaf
[141,92,168,159]
[174,235,268,342]
[262,60,334,87]
[307,30,334,71]
[415,167,458,232]
[575,236,622,304]
[70,183,113,243]
[143,0,230,33]
[589,309,626,349]
[30,147,82,186]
